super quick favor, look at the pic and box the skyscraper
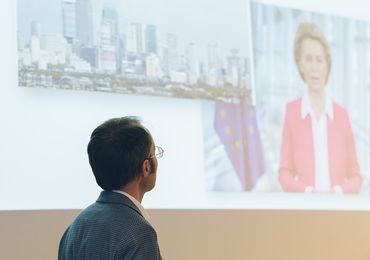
[126,23,146,54]
[102,6,119,71]
[98,21,116,73]
[117,35,126,73]
[166,33,178,74]
[145,25,157,55]
[30,21,40,38]
[102,7,119,39]
[62,0,76,44]
[186,42,199,85]
[76,0,94,46]
[226,49,241,87]
[30,36,40,64]
[207,44,223,86]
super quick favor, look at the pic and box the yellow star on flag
[224,127,231,136]
[219,109,226,119]
[234,140,241,149]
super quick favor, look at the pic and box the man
[58,116,163,260]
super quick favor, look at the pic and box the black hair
[87,116,153,190]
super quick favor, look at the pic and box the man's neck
[120,182,144,203]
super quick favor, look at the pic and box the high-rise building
[62,0,76,44]
[146,54,163,79]
[102,6,119,39]
[30,21,40,38]
[30,36,40,64]
[226,48,241,87]
[186,42,199,85]
[145,25,157,55]
[126,23,146,54]
[98,21,116,73]
[40,34,67,65]
[76,0,94,46]
[207,44,222,71]
[102,6,120,72]
[160,45,169,76]
[207,44,221,86]
[80,47,98,69]
[99,21,113,46]
[166,33,178,74]
[41,34,67,53]
[126,24,137,54]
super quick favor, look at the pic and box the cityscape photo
[17,0,252,101]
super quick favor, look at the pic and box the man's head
[87,116,158,191]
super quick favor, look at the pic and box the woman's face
[298,38,329,93]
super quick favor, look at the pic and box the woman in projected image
[278,22,362,193]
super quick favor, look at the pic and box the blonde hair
[294,22,331,81]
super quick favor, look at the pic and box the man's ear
[142,159,151,177]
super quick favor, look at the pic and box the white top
[301,90,342,194]
[112,190,152,222]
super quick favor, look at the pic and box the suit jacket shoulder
[58,191,162,260]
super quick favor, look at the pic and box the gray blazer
[58,191,162,260]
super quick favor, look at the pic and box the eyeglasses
[149,146,164,159]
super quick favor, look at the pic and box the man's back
[58,191,162,260]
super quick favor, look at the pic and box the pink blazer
[278,98,362,193]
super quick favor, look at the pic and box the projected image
[17,0,251,100]
[234,2,370,193]
[203,99,265,192]
[199,3,266,192]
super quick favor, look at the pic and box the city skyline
[17,0,251,60]
[17,0,252,101]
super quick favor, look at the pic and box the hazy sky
[17,0,251,60]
